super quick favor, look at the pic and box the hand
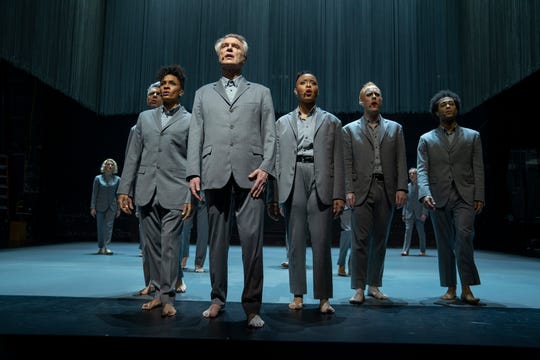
[333,199,345,218]
[395,190,407,208]
[474,200,484,215]
[422,196,436,210]
[267,202,280,221]
[189,177,203,201]
[248,168,268,199]
[117,194,134,215]
[181,203,193,220]
[90,208,96,218]
[345,192,355,208]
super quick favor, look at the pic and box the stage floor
[0,242,539,356]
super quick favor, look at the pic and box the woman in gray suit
[269,71,345,314]
[187,34,276,328]
[90,158,120,255]
[118,65,193,318]
[417,90,484,305]
[400,167,429,256]
[343,82,408,304]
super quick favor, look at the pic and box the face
[160,74,183,105]
[435,96,458,121]
[104,161,115,173]
[294,73,318,104]
[146,86,162,108]
[360,85,382,114]
[408,169,417,182]
[218,36,246,69]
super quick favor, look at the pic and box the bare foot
[248,314,265,328]
[319,300,335,314]
[202,303,223,318]
[441,286,457,300]
[367,286,388,300]
[288,296,303,310]
[161,303,177,317]
[138,285,151,296]
[141,298,161,311]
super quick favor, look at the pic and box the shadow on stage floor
[0,242,539,357]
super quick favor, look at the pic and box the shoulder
[318,109,341,124]
[382,117,402,129]
[343,118,360,130]
[196,82,217,93]
[420,128,437,138]
[459,126,479,136]
[277,112,291,122]
[245,80,271,92]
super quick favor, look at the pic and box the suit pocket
[202,145,212,159]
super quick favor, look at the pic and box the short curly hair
[429,89,461,115]
[156,65,186,90]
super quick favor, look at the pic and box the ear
[293,89,298,95]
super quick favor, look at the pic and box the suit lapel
[151,108,162,131]
[287,111,298,139]
[378,118,387,146]
[358,118,374,147]
[213,82,231,105]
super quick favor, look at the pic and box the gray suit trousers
[139,201,184,305]
[284,162,333,300]
[205,178,265,317]
[350,179,394,290]
[430,185,480,287]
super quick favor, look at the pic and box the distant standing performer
[90,158,121,255]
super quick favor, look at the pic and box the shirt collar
[162,104,181,117]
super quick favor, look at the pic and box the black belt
[372,173,384,181]
[296,155,314,163]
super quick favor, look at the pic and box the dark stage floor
[0,242,539,357]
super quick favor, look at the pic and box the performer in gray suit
[90,158,121,255]
[343,82,408,304]
[400,167,429,256]
[268,71,345,314]
[417,89,484,305]
[125,81,162,296]
[118,65,193,317]
[187,34,276,328]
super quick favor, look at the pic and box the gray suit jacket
[91,174,120,212]
[186,77,276,189]
[402,182,429,220]
[274,107,345,204]
[118,106,192,209]
[417,125,485,207]
[342,116,408,205]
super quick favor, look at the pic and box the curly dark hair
[156,64,186,89]
[429,89,461,115]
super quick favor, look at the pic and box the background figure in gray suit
[187,34,276,328]
[268,71,345,314]
[337,205,352,276]
[417,89,484,305]
[90,158,121,255]
[343,82,408,305]
[400,167,429,256]
[118,65,193,318]
[125,81,162,296]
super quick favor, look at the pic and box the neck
[364,113,379,123]
[440,118,457,130]
[164,102,180,111]
[222,68,241,79]
[298,102,316,117]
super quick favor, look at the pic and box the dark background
[1,60,539,255]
